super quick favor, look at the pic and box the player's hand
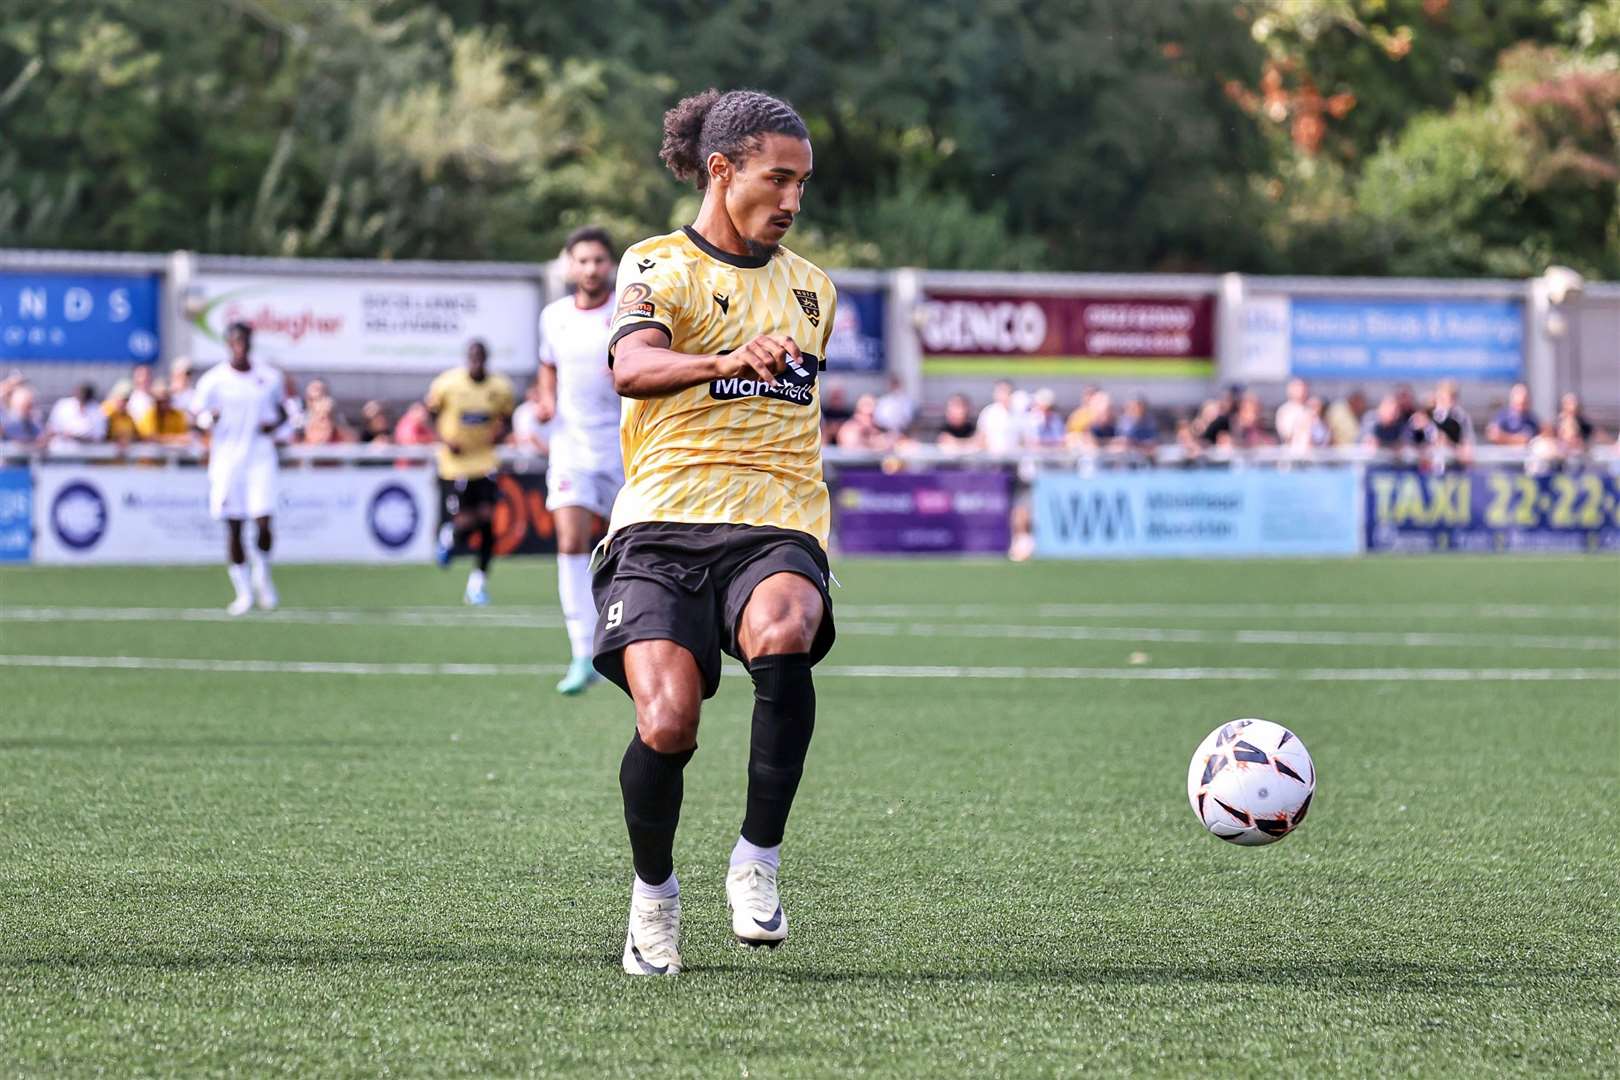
[718,334,800,386]
[535,395,556,423]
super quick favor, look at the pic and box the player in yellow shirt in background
[426,339,514,605]
[602,88,838,975]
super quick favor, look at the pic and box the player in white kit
[191,322,287,615]
[536,227,625,694]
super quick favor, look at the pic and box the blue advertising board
[824,287,886,374]
[1289,297,1522,381]
[0,272,161,363]
[0,467,32,562]
[1366,467,1620,553]
[1034,468,1362,558]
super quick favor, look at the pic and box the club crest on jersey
[615,282,655,321]
[792,289,820,327]
[710,353,821,407]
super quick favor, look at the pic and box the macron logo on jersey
[710,353,820,407]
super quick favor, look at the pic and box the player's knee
[635,692,700,753]
[745,609,819,657]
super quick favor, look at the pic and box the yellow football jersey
[606,226,837,547]
[426,368,515,480]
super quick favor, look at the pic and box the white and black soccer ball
[1186,718,1315,846]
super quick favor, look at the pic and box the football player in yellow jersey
[426,339,515,605]
[601,88,838,976]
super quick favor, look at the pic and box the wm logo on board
[1043,492,1134,543]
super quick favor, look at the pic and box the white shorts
[546,465,622,519]
[210,453,278,520]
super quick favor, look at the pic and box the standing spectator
[1285,397,1331,453]
[136,386,192,443]
[510,381,552,454]
[1022,388,1066,448]
[1325,390,1368,446]
[836,394,895,452]
[872,376,916,436]
[300,399,352,446]
[976,379,1022,454]
[394,401,436,446]
[101,381,141,444]
[1361,394,1410,450]
[1114,396,1160,451]
[359,401,393,444]
[127,364,157,425]
[936,393,978,452]
[1557,392,1602,443]
[168,358,196,413]
[1486,382,1540,446]
[1,385,43,443]
[46,383,108,446]
[1063,384,1101,442]
[1189,398,1229,446]
[1529,414,1588,473]
[1273,378,1311,444]
[1429,380,1475,449]
[1393,383,1418,423]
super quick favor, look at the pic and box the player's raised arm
[611,328,799,399]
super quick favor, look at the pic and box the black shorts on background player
[439,475,499,520]
[592,523,836,699]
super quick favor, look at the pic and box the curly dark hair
[659,88,809,189]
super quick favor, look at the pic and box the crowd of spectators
[816,375,1611,469]
[1,362,1610,474]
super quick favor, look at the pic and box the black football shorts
[591,522,836,699]
[439,475,499,519]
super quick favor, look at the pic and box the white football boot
[227,591,253,617]
[622,893,682,976]
[252,571,278,612]
[726,860,788,948]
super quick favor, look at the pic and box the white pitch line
[1,654,1616,683]
[4,606,1615,652]
[837,601,1620,621]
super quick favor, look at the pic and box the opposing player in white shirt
[537,226,625,694]
[191,322,287,615]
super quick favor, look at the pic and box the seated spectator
[1067,390,1119,449]
[1557,392,1603,443]
[1325,390,1367,446]
[936,393,978,452]
[0,371,21,407]
[1189,397,1229,446]
[1361,394,1410,450]
[101,381,141,444]
[1022,388,1066,448]
[1223,394,1275,449]
[976,380,1022,454]
[1,384,43,443]
[1429,380,1475,449]
[1175,417,1205,461]
[394,401,436,445]
[127,364,157,425]
[510,382,551,453]
[1529,414,1587,473]
[1114,396,1160,451]
[872,376,916,436]
[1393,382,1417,423]
[1407,408,1439,448]
[135,386,192,443]
[1063,384,1101,441]
[167,357,196,413]
[1273,378,1311,444]
[1285,396,1331,453]
[359,400,394,445]
[820,383,855,444]
[46,383,108,446]
[836,394,895,452]
[301,399,353,446]
[1486,382,1540,445]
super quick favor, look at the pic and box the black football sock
[619,732,695,886]
[475,520,495,572]
[740,653,817,848]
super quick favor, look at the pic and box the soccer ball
[1186,718,1315,846]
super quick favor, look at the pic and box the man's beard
[742,237,781,260]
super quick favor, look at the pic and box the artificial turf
[1,556,1616,1076]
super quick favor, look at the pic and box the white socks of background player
[227,562,252,602]
[249,548,274,594]
[557,553,596,660]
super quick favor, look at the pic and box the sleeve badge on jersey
[793,289,820,327]
[615,282,656,321]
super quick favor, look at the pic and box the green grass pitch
[1,556,1616,1076]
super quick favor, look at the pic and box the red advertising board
[917,291,1216,376]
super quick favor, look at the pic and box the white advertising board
[188,274,539,375]
[34,465,437,564]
